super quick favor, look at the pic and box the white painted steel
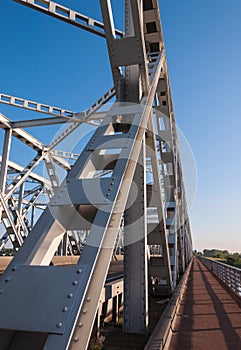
[0,0,193,349]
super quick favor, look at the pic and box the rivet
[12,267,16,272]
[63,307,68,312]
[74,337,79,342]
[78,322,83,327]
[72,280,78,286]
[77,269,82,274]
[68,293,73,299]
[57,322,63,328]
[82,309,87,314]
[86,297,91,302]
[5,278,10,283]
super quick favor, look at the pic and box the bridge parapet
[144,258,193,350]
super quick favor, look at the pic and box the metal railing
[200,257,241,297]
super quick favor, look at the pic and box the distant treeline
[194,249,241,268]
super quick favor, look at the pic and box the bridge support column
[0,128,12,221]
[124,141,149,334]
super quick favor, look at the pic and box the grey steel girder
[0,51,165,349]
[13,0,124,38]
[0,87,116,250]
[0,0,193,349]
[0,92,74,118]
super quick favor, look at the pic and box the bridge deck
[169,257,241,350]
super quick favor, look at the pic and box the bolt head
[63,307,68,312]
[77,269,82,274]
[68,293,73,299]
[57,322,63,328]
[72,280,78,286]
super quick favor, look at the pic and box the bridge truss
[0,0,192,349]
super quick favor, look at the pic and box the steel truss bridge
[0,0,193,349]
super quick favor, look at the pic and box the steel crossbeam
[13,0,124,38]
[0,113,46,151]
[0,0,193,349]
[0,92,74,118]
[0,93,108,128]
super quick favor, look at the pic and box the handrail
[199,257,241,297]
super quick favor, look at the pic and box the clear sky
[0,0,241,253]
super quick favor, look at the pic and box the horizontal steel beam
[11,116,78,128]
[13,0,123,38]
[0,113,46,151]
[50,150,79,161]
[0,92,74,118]
[11,112,107,129]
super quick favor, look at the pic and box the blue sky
[0,0,241,253]
[160,0,241,253]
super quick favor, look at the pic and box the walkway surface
[169,257,241,350]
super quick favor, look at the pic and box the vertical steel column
[124,141,148,334]
[0,129,12,194]
[0,128,12,221]
[123,0,149,334]
[18,183,24,215]
[31,206,35,228]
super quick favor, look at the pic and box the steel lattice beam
[0,1,193,349]
[13,0,124,38]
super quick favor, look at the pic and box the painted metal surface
[0,0,193,349]
[200,257,241,297]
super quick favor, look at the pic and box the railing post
[200,257,241,297]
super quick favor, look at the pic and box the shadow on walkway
[169,257,241,350]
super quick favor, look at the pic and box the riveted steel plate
[0,265,86,334]
[87,134,130,151]
[51,178,112,206]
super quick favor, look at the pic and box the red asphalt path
[169,257,241,350]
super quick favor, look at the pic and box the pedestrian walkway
[169,257,241,350]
